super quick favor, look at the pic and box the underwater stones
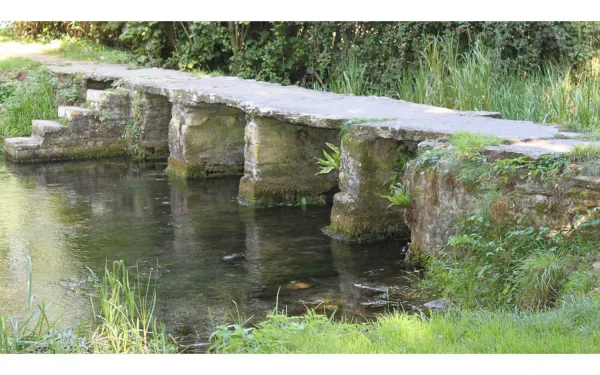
[238,115,338,206]
[166,102,246,178]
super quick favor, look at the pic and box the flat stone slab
[486,139,600,159]
[4,52,565,142]
[6,46,600,153]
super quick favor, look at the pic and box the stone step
[3,137,43,162]
[57,106,97,136]
[57,105,95,120]
[86,89,131,120]
[32,120,69,141]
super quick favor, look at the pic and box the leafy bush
[12,21,600,83]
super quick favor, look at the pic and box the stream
[0,158,425,347]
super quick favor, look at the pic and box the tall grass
[0,68,58,138]
[0,259,177,354]
[323,37,600,132]
[90,260,175,353]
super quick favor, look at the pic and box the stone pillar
[130,92,172,159]
[238,116,339,206]
[167,102,246,178]
[327,128,416,241]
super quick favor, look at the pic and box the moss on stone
[238,176,329,206]
[125,91,143,156]
[166,157,242,179]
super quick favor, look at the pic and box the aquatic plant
[0,259,177,354]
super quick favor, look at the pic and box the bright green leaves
[315,142,340,176]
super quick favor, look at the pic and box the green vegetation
[0,68,58,137]
[14,22,599,84]
[409,138,600,311]
[449,131,505,159]
[0,259,177,354]
[210,297,600,353]
[393,39,600,132]
[0,57,41,71]
[424,216,599,310]
[48,39,138,65]
[381,182,411,208]
[0,67,80,138]
[570,143,600,162]
[315,142,340,175]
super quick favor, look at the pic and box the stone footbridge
[3,57,599,256]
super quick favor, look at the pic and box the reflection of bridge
[3,58,599,255]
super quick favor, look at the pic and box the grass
[449,131,505,159]
[0,57,41,72]
[569,143,600,162]
[0,68,58,137]
[48,39,138,66]
[0,259,178,354]
[320,37,600,133]
[210,296,600,353]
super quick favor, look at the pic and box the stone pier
[238,116,338,206]
[166,102,246,178]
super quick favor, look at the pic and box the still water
[0,159,423,345]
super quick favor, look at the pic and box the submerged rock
[222,253,245,262]
[286,280,312,290]
[423,298,450,309]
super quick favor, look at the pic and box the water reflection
[0,159,423,343]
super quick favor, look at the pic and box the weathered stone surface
[87,89,131,121]
[485,139,600,160]
[166,102,246,178]
[403,159,480,257]
[3,99,128,163]
[32,120,70,147]
[238,115,338,206]
[328,127,416,241]
[132,91,171,158]
[404,148,600,257]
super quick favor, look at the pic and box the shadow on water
[0,158,427,347]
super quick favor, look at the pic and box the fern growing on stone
[381,182,411,208]
[315,142,340,175]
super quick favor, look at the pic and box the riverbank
[210,296,600,353]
